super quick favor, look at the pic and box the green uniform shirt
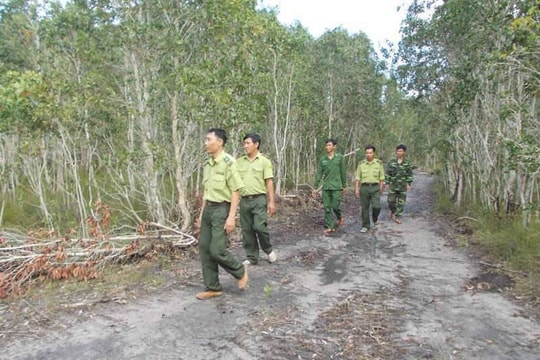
[203,151,243,202]
[314,153,347,190]
[355,159,385,184]
[236,152,273,196]
[385,157,413,192]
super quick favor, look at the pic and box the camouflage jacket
[385,158,413,192]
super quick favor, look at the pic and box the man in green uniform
[194,128,248,300]
[385,144,413,224]
[354,145,385,233]
[312,139,347,234]
[236,133,277,265]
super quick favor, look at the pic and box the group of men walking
[313,139,414,234]
[195,129,413,300]
[194,129,276,300]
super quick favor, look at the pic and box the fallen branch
[0,222,199,298]
[453,216,481,223]
[479,261,528,277]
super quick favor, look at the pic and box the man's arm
[340,155,347,191]
[406,160,414,191]
[354,164,361,198]
[379,162,385,193]
[355,180,360,198]
[265,178,276,215]
[194,199,206,235]
[224,190,240,234]
[313,157,322,197]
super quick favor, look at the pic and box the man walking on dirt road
[355,145,385,233]
[194,128,248,300]
[385,144,414,224]
[236,133,277,265]
[312,139,347,234]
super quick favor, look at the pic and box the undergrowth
[435,186,540,304]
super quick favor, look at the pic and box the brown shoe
[323,228,335,235]
[338,218,344,227]
[196,291,223,300]
[237,265,248,290]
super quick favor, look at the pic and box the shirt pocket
[251,164,264,176]
[211,171,226,186]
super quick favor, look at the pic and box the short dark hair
[243,133,261,149]
[208,128,227,146]
[396,144,407,151]
[365,144,376,152]
[325,138,337,146]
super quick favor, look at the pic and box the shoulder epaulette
[223,153,234,165]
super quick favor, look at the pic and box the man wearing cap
[194,128,248,300]
[236,133,277,265]
[354,145,385,233]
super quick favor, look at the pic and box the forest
[0,0,538,274]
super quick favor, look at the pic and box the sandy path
[2,172,539,360]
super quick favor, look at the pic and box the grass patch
[473,218,540,303]
[433,179,540,303]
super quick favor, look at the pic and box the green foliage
[0,70,51,133]
[0,0,404,235]
[473,215,540,300]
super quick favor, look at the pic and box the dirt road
[2,172,539,359]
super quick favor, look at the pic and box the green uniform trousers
[240,195,272,264]
[199,203,245,291]
[322,189,343,229]
[360,184,381,229]
[388,190,407,217]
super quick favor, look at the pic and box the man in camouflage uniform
[312,139,347,234]
[236,133,277,265]
[355,145,385,233]
[385,144,413,224]
[194,128,248,300]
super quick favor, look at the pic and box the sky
[258,0,413,48]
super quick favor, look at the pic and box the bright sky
[258,0,413,47]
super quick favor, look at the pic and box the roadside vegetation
[1,0,538,307]
[435,182,540,305]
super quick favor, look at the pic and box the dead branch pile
[0,221,197,299]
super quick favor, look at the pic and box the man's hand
[407,184,411,192]
[193,217,202,236]
[354,189,360,198]
[267,202,276,216]
[224,216,236,234]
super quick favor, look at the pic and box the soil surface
[2,172,540,360]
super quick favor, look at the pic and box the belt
[206,200,230,206]
[242,193,266,199]
[362,183,379,186]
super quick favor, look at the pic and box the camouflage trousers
[387,190,407,218]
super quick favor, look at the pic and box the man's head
[396,144,407,159]
[243,133,261,156]
[325,138,337,154]
[205,128,227,156]
[364,145,376,162]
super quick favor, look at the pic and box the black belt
[362,183,379,186]
[206,200,230,206]
[242,193,266,199]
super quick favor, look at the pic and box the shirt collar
[208,151,225,166]
[245,151,260,161]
